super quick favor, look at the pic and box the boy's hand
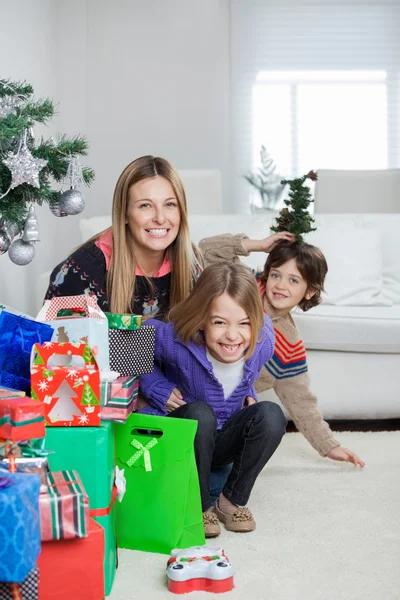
[242,232,296,254]
[326,446,365,468]
[166,388,186,412]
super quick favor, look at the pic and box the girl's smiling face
[203,292,252,364]
[265,258,314,316]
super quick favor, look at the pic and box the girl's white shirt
[206,350,245,400]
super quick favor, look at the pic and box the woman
[45,155,203,320]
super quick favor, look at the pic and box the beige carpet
[109,431,400,600]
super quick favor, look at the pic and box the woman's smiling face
[126,175,181,254]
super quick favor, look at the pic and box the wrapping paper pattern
[0,311,53,394]
[0,472,41,583]
[39,470,89,541]
[0,567,39,600]
[105,312,142,330]
[100,376,139,408]
[36,295,109,372]
[0,398,45,442]
[109,326,155,375]
[31,343,100,427]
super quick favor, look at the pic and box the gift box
[0,456,48,487]
[36,295,109,372]
[105,312,142,330]
[100,375,138,422]
[0,472,41,583]
[39,470,89,541]
[0,386,25,399]
[0,397,45,442]
[38,518,104,600]
[44,423,116,595]
[31,343,100,427]
[109,325,155,375]
[0,567,39,600]
[0,310,53,394]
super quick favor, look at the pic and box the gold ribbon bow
[127,437,158,472]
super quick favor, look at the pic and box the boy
[200,231,364,467]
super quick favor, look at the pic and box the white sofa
[42,212,400,422]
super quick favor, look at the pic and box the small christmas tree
[244,146,285,211]
[0,78,94,265]
[270,171,318,243]
[81,382,99,408]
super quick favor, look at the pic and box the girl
[139,263,286,538]
[200,232,365,469]
[45,155,203,319]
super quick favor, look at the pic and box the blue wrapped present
[0,310,53,394]
[0,472,41,583]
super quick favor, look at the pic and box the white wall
[0,0,231,314]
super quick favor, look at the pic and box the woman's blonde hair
[169,263,265,358]
[103,155,203,313]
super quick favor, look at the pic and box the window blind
[231,0,400,212]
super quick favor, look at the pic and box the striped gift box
[100,375,139,422]
[39,470,89,541]
[100,376,139,408]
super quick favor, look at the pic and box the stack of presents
[0,296,206,599]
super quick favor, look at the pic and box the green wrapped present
[44,423,116,595]
[105,312,142,330]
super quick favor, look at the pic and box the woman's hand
[326,446,365,468]
[165,388,186,412]
[242,231,296,254]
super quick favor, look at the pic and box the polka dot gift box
[108,325,155,376]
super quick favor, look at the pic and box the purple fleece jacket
[139,315,275,429]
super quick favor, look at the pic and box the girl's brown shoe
[203,510,221,538]
[214,501,256,533]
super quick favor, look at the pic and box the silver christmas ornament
[59,188,85,215]
[0,230,11,254]
[22,205,40,242]
[0,220,19,254]
[3,137,48,189]
[49,201,68,217]
[8,238,35,265]
[0,95,24,119]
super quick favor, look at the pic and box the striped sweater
[200,233,340,457]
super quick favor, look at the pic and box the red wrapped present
[0,397,45,441]
[39,470,89,541]
[38,518,104,600]
[31,342,100,427]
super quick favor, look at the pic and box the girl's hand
[244,396,256,407]
[165,388,186,412]
[326,446,365,468]
[242,232,296,254]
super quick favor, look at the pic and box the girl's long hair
[169,263,265,358]
[90,155,203,314]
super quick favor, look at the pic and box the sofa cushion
[306,225,389,306]
[293,304,400,353]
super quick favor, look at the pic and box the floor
[109,431,400,600]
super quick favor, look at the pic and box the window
[231,0,400,212]
[253,71,388,178]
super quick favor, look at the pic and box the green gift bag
[115,412,205,554]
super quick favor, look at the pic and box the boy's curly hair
[260,241,328,312]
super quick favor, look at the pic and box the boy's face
[265,258,315,316]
